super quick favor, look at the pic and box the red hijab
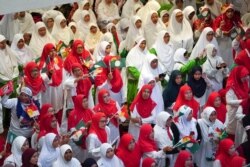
[24,62,45,96]
[71,63,92,96]
[64,40,92,74]
[235,39,250,73]
[38,103,53,122]
[230,156,246,167]
[95,55,123,93]
[94,89,118,127]
[116,133,142,167]
[38,43,63,86]
[216,139,236,167]
[68,95,93,130]
[38,113,58,140]
[205,92,227,123]
[21,148,38,167]
[88,112,107,143]
[173,84,199,119]
[130,85,157,118]
[174,150,192,167]
[142,157,156,167]
[138,124,157,153]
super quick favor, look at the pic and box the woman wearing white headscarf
[18,12,35,34]
[204,0,222,19]
[72,0,97,23]
[97,143,124,167]
[11,33,35,66]
[167,9,194,53]
[29,22,55,58]
[116,18,129,41]
[85,23,103,54]
[125,15,145,51]
[121,0,143,19]
[42,10,63,33]
[144,11,166,48]
[93,41,112,62]
[68,22,84,40]
[190,27,219,60]
[150,30,174,76]
[52,144,81,167]
[77,10,94,40]
[197,107,225,167]
[106,23,123,54]
[51,15,73,45]
[160,10,170,28]
[202,44,229,93]
[38,133,60,167]
[183,6,197,26]
[3,136,29,167]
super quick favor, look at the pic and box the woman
[150,30,174,76]
[38,133,60,167]
[173,85,199,119]
[154,112,180,167]
[68,22,84,41]
[93,41,111,62]
[202,43,228,93]
[213,138,236,167]
[85,23,103,54]
[126,37,147,106]
[167,9,193,53]
[29,22,55,58]
[163,70,183,111]
[77,11,93,40]
[21,148,39,167]
[51,15,73,45]
[197,107,225,167]
[230,156,246,167]
[183,6,197,26]
[106,23,122,54]
[39,43,64,119]
[128,85,157,140]
[42,10,63,33]
[187,66,207,108]
[116,133,142,167]
[204,0,222,19]
[160,10,170,28]
[86,112,110,159]
[94,89,121,144]
[4,136,29,167]
[142,157,157,167]
[10,33,35,66]
[121,0,142,19]
[225,66,250,146]
[52,144,81,167]
[72,0,96,23]
[205,92,227,123]
[174,150,193,167]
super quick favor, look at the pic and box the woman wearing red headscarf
[232,28,250,57]
[116,133,142,167]
[86,112,110,159]
[174,150,194,167]
[173,84,199,119]
[205,92,227,123]
[142,157,157,167]
[64,39,94,75]
[93,89,121,145]
[38,43,64,117]
[225,66,250,146]
[94,55,124,106]
[63,63,93,109]
[128,84,157,141]
[230,156,246,167]
[235,39,250,73]
[213,138,237,167]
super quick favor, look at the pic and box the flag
[173,135,200,153]
[118,105,129,122]
[76,120,86,130]
[56,40,71,58]
[90,60,107,71]
[0,81,13,96]
[214,128,228,140]
[186,142,200,154]
[110,58,126,68]
[25,104,40,118]
[6,130,17,144]
[71,120,86,146]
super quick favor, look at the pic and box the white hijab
[126,37,147,71]
[77,10,93,40]
[125,15,145,50]
[18,12,35,34]
[183,6,197,25]
[97,143,124,167]
[190,27,219,60]
[68,22,84,40]
[72,0,97,23]
[176,105,198,139]
[85,22,103,51]
[29,22,55,58]
[116,18,129,40]
[204,0,222,19]
[0,34,19,81]
[94,41,110,62]
[11,33,34,65]
[121,0,143,19]
[173,48,188,70]
[51,15,73,45]
[167,9,194,52]
[52,144,81,167]
[152,30,174,73]
[38,133,60,167]
[42,10,63,32]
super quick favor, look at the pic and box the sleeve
[144,150,166,159]
[63,77,77,89]
[232,38,241,52]
[127,67,140,80]
[141,107,156,124]
[234,51,245,66]
[196,122,202,143]
[226,89,242,106]
[1,95,17,109]
[213,159,222,167]
[86,134,101,158]
[179,60,197,75]
[235,105,245,121]
[149,48,157,56]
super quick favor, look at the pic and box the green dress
[127,67,140,107]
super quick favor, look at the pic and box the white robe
[72,0,96,23]
[121,0,143,19]
[18,12,35,34]
[97,1,120,23]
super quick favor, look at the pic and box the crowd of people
[0,0,250,166]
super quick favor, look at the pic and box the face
[70,25,76,34]
[184,52,190,60]
[185,156,193,167]
[209,111,217,122]
[105,45,111,54]
[47,18,54,29]
[105,0,112,4]
[166,117,173,127]
[162,13,169,23]
[135,20,142,29]
[150,59,158,69]
[175,0,183,9]
[175,75,182,85]
[109,26,116,34]
[149,129,154,140]
[211,48,217,57]
[50,116,57,129]
[226,9,234,19]
[184,90,193,101]
[38,27,46,37]
[228,145,236,156]
[213,96,221,107]
[23,33,31,44]
[127,139,136,151]
[188,12,195,20]
[103,93,111,104]
[139,40,146,50]
[30,152,39,165]
[90,26,98,34]
[64,149,73,161]
[49,48,56,58]
[187,111,193,121]
[60,19,67,28]
[21,140,29,152]
[106,148,114,159]
[142,88,151,100]
[175,12,183,23]
[0,40,7,49]
[19,92,30,103]
[19,11,25,18]
[31,67,39,78]
[83,2,90,10]
[76,44,84,54]
[206,31,214,42]
[163,33,170,44]
[206,0,214,5]
[193,70,202,80]
[73,67,83,77]
[84,14,90,22]
[17,39,25,49]
[82,97,89,109]
[99,117,107,129]
[52,136,60,148]
[151,13,158,24]
[148,80,156,88]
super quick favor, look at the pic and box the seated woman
[21,148,40,167]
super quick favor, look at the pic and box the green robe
[127,67,140,107]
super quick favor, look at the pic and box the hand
[199,22,205,32]
[235,34,241,41]
[108,73,113,80]
[220,20,225,29]
[163,146,173,152]
[220,63,227,68]
[112,19,119,24]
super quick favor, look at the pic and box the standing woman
[174,150,193,167]
[197,107,225,167]
[128,85,157,141]
[21,148,40,167]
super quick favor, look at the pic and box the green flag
[110,58,126,68]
